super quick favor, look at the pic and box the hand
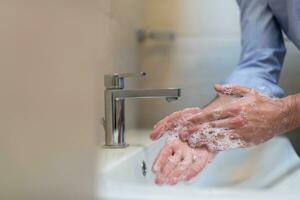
[150,107,202,140]
[152,138,215,185]
[150,88,238,141]
[180,84,294,151]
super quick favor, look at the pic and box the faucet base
[103,144,129,149]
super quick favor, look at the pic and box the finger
[187,132,207,148]
[185,126,237,149]
[184,162,206,182]
[209,116,246,129]
[150,107,201,140]
[179,125,203,141]
[166,152,193,185]
[187,105,241,124]
[214,84,252,97]
[184,150,214,181]
[188,130,242,151]
[152,143,174,174]
[154,107,201,129]
[161,150,183,177]
[155,173,166,185]
[180,121,232,142]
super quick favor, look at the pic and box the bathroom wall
[98,0,144,141]
[138,0,240,127]
[0,0,144,199]
[138,0,300,152]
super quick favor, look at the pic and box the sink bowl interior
[99,137,300,199]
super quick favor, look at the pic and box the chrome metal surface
[104,72,146,89]
[103,72,181,148]
[141,160,147,177]
[112,89,181,100]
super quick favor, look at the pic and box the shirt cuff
[223,71,285,98]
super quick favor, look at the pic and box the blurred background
[0,0,300,199]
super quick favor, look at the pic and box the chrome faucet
[102,72,181,148]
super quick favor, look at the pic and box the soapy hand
[150,107,202,141]
[150,107,216,185]
[150,88,243,185]
[150,92,236,141]
[181,84,294,151]
[152,138,214,185]
[150,83,298,185]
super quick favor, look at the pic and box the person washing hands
[150,0,300,185]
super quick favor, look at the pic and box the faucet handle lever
[104,72,146,89]
[117,72,146,78]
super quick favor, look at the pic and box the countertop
[98,129,153,172]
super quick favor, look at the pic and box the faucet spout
[112,88,181,100]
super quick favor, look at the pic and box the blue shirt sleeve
[224,0,286,97]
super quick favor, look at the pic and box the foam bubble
[188,124,247,151]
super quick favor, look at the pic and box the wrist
[282,94,300,130]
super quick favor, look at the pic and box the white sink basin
[98,130,300,200]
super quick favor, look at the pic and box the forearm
[225,0,286,98]
[283,94,300,131]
